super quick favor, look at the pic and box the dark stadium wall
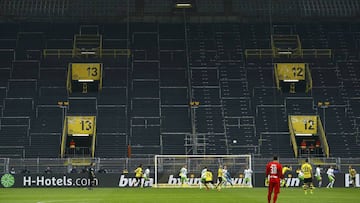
[0,0,359,24]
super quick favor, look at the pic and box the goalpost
[154,154,252,188]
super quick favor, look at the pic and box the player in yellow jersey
[349,165,357,188]
[134,164,143,187]
[301,158,314,194]
[204,170,214,190]
[281,165,292,187]
[215,165,224,190]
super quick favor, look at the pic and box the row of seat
[0,22,359,158]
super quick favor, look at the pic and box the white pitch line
[37,199,102,203]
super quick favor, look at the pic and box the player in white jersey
[326,166,335,188]
[314,165,322,187]
[179,165,188,186]
[297,168,304,183]
[200,166,207,189]
[142,166,150,188]
[223,165,233,187]
[243,166,253,187]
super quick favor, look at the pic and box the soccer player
[297,168,304,184]
[215,165,224,190]
[142,166,150,188]
[204,169,214,190]
[265,156,283,203]
[223,165,233,187]
[326,166,335,188]
[134,164,143,187]
[200,166,207,189]
[314,165,322,188]
[244,166,253,187]
[88,162,96,190]
[348,165,357,188]
[179,165,188,187]
[301,158,314,194]
[281,165,292,187]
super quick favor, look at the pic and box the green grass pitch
[0,187,359,203]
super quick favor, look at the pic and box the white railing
[1,157,360,174]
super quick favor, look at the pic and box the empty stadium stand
[0,0,359,159]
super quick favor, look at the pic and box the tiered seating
[0,125,29,157]
[129,25,161,155]
[96,63,128,158]
[67,97,97,114]
[38,87,67,105]
[3,98,34,117]
[132,23,158,60]
[225,117,258,155]
[7,79,37,98]
[243,24,271,49]
[32,106,63,133]
[27,133,61,158]
[158,24,190,154]
[0,50,15,68]
[95,134,127,158]
[39,68,67,87]
[338,60,360,97]
[311,67,339,87]
[97,106,126,134]
[222,98,252,117]
[187,24,227,154]
[161,107,190,132]
[214,24,243,61]
[260,132,294,157]
[11,61,39,79]
[161,133,187,155]
[0,22,359,158]
[285,97,315,114]
[0,68,11,87]
[256,106,288,132]
[348,99,360,129]
[0,87,6,102]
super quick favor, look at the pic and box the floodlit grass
[0,187,359,203]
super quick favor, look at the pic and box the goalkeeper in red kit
[266,156,283,203]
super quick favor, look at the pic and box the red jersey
[266,161,283,182]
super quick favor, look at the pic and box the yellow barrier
[66,64,72,93]
[318,117,330,158]
[60,116,67,158]
[91,118,97,158]
[305,65,313,93]
[274,64,280,91]
[288,116,298,158]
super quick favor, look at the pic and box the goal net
[154,154,252,188]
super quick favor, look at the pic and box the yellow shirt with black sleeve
[301,163,313,179]
[349,168,356,178]
[218,168,223,178]
[135,167,143,178]
[205,171,213,182]
[282,166,291,175]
